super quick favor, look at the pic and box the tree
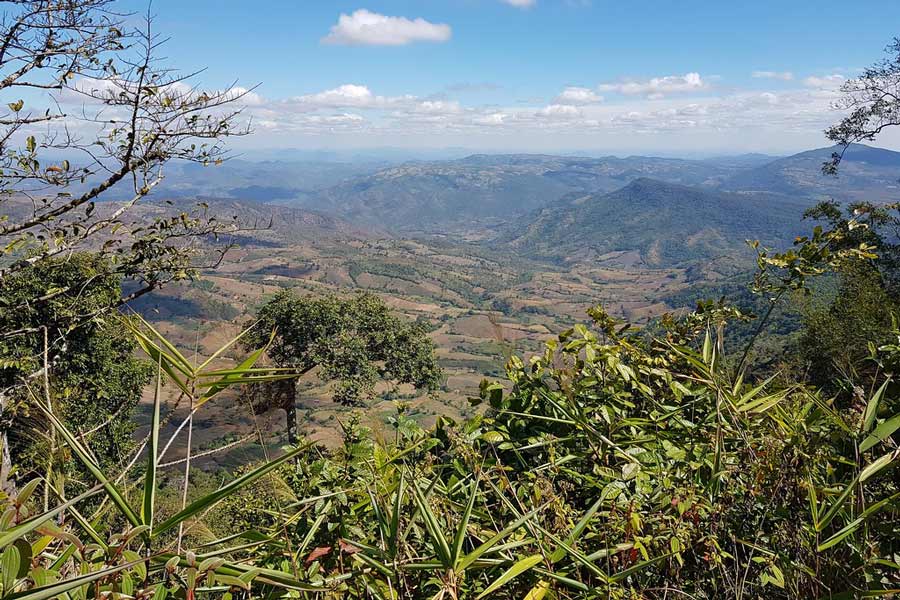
[0,0,252,492]
[0,253,151,496]
[795,203,900,393]
[244,290,443,445]
[825,37,900,173]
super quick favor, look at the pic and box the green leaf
[2,544,21,594]
[862,378,890,433]
[457,506,542,572]
[142,359,163,528]
[0,486,100,551]
[37,402,140,527]
[5,559,144,600]
[476,554,543,599]
[452,477,479,565]
[860,413,900,452]
[860,450,899,483]
[152,443,311,537]
[408,479,452,568]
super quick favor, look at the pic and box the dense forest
[1,2,900,599]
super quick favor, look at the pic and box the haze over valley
[124,142,900,452]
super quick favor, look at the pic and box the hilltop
[502,178,811,268]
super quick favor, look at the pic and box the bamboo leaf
[860,413,900,453]
[5,559,145,600]
[475,554,543,599]
[862,378,890,434]
[408,479,452,567]
[452,476,479,564]
[152,443,311,537]
[143,358,163,528]
[36,403,140,527]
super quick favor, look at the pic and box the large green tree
[0,0,251,492]
[795,201,900,394]
[0,253,151,496]
[244,290,443,444]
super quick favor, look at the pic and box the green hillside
[504,178,811,267]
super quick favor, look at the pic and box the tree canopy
[244,290,442,442]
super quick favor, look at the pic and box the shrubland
[2,3,900,598]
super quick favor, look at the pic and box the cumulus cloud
[536,104,581,118]
[414,100,463,114]
[598,72,708,98]
[231,76,850,152]
[500,0,536,8]
[752,70,794,81]
[554,86,603,105]
[803,74,845,89]
[286,84,415,110]
[322,9,451,46]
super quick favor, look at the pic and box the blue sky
[117,0,900,154]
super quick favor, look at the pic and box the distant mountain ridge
[138,145,900,267]
[292,144,900,233]
[721,144,900,200]
[303,154,738,231]
[501,178,812,268]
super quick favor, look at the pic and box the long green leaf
[37,403,140,527]
[862,378,890,434]
[0,485,96,550]
[125,314,195,375]
[143,358,163,528]
[408,479,452,567]
[476,554,543,599]
[818,492,900,551]
[6,559,144,600]
[860,450,899,483]
[452,477,479,564]
[152,443,310,537]
[550,496,603,563]
[457,506,545,572]
[860,413,900,452]
[197,320,264,371]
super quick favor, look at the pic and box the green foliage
[0,254,151,483]
[246,290,442,406]
[2,224,900,599]
[0,320,328,600]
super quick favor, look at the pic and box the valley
[130,143,900,465]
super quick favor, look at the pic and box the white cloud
[229,75,854,153]
[322,9,451,46]
[803,74,845,88]
[500,0,536,8]
[474,112,509,125]
[536,104,581,118]
[554,86,603,105]
[414,100,463,114]
[286,84,415,110]
[752,70,794,81]
[598,72,708,98]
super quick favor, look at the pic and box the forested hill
[110,145,900,237]
[721,144,900,200]
[501,178,811,267]
[304,154,734,231]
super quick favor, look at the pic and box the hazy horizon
[96,0,900,155]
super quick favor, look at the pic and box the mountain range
[146,143,900,268]
[502,178,810,268]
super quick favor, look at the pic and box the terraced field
[133,227,700,465]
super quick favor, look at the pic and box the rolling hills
[721,144,900,200]
[303,154,737,231]
[502,178,812,268]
